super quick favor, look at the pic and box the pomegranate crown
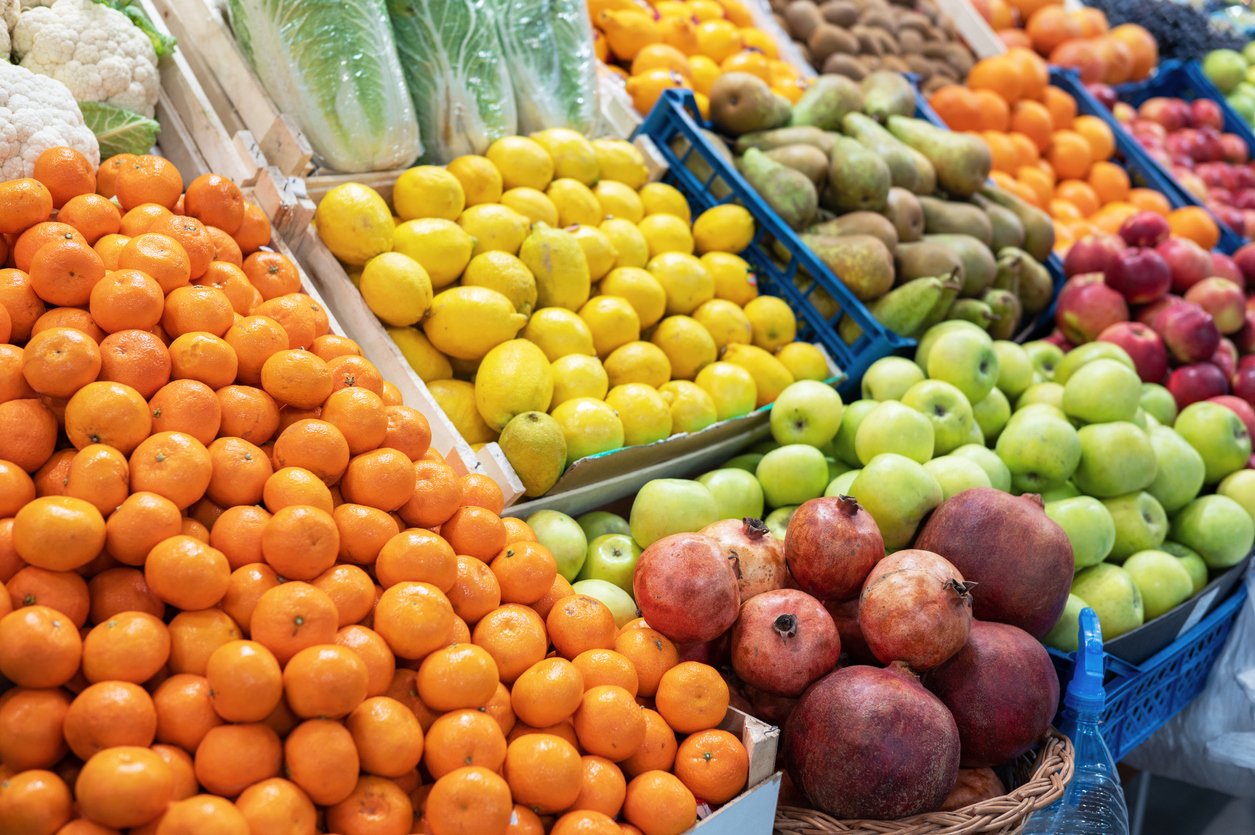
[742,517,770,539]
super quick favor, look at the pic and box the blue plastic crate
[1048,582,1247,763]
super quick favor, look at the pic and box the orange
[311,334,362,361]
[0,769,73,834]
[1025,5,1080,55]
[375,528,457,591]
[22,326,101,399]
[1046,130,1093,180]
[1041,85,1077,131]
[1168,206,1221,250]
[981,131,1019,174]
[1054,180,1100,217]
[324,775,413,835]
[1050,199,1084,221]
[248,581,339,665]
[532,573,576,622]
[340,448,415,512]
[152,673,223,753]
[312,563,375,626]
[58,193,122,245]
[655,662,728,734]
[217,385,281,445]
[98,329,172,400]
[263,466,334,514]
[386,668,441,732]
[65,390,147,466]
[426,767,513,835]
[28,239,106,310]
[344,695,424,778]
[446,554,502,625]
[459,472,505,514]
[281,719,360,807]
[129,431,213,510]
[381,380,404,407]
[0,687,72,771]
[423,707,507,779]
[87,565,163,623]
[153,794,250,835]
[194,260,254,315]
[1111,23,1157,81]
[973,89,1009,132]
[622,771,696,835]
[232,203,272,255]
[967,55,1022,103]
[1006,47,1049,99]
[164,610,237,679]
[193,722,283,798]
[0,178,54,234]
[621,708,677,778]
[64,443,129,516]
[120,202,174,237]
[94,232,131,270]
[928,85,982,132]
[75,746,174,830]
[1007,132,1040,169]
[325,354,383,397]
[13,221,86,272]
[205,638,283,723]
[253,294,317,350]
[7,566,89,627]
[0,272,48,346]
[30,306,106,344]
[0,398,58,473]
[234,778,317,835]
[1088,160,1130,204]
[81,610,170,684]
[283,644,369,719]
[502,516,537,544]
[399,459,461,527]
[673,729,748,804]
[1073,114,1115,162]
[104,490,182,566]
[332,503,399,566]
[373,581,455,661]
[512,657,585,728]
[114,155,183,212]
[144,534,230,610]
[551,810,620,835]
[1128,187,1171,217]
[149,214,214,280]
[472,603,548,684]
[335,624,396,697]
[1009,100,1054,153]
[89,269,163,334]
[184,174,245,236]
[118,233,191,295]
[12,495,105,572]
[0,457,33,516]
[573,685,647,762]
[261,505,339,581]
[504,734,583,814]
[572,649,640,696]
[417,642,500,711]
[566,755,627,818]
[62,680,156,762]
[96,154,134,199]
[272,419,350,487]
[548,594,617,659]
[225,315,289,387]
[321,388,388,456]
[491,540,558,605]
[1091,202,1139,234]
[482,680,517,737]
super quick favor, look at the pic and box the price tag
[1176,588,1221,639]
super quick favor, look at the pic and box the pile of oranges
[0,148,748,835]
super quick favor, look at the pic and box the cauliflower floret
[2,0,18,56]
[12,0,159,118]
[0,61,100,180]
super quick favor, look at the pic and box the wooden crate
[696,708,781,835]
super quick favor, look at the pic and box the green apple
[855,400,934,464]
[697,468,765,520]
[923,455,991,500]
[576,534,642,595]
[966,419,984,445]
[1170,494,1255,568]
[1141,383,1177,426]
[914,319,989,368]
[629,479,719,549]
[1023,340,1064,381]
[1161,542,1209,595]
[1218,469,1255,524]
[577,511,631,542]
[1062,359,1142,424]
[901,379,974,455]
[721,453,763,473]
[757,444,830,507]
[770,380,843,447]
[1040,480,1081,503]
[1244,40,1255,65]
[1175,402,1253,485]
[1203,48,1248,94]
[1046,496,1116,568]
[861,356,925,401]
[1131,408,1148,431]
[1053,341,1135,385]
[972,387,1010,442]
[765,505,798,539]
[993,341,1033,399]
[832,399,878,467]
[1102,491,1167,562]
[751,440,781,455]
[1072,422,1158,497]
[1008,403,1069,425]
[994,411,1081,493]
[1016,382,1065,412]
[1071,563,1145,639]
[572,579,638,627]
[1146,425,1205,514]
[952,444,1012,492]
[527,510,590,581]
[824,469,860,497]
[1123,550,1195,620]
[827,457,851,484]
[926,328,1000,405]
[1042,593,1087,652]
[848,453,943,550]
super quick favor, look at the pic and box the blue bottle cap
[1065,607,1106,713]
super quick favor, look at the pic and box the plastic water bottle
[1022,607,1130,835]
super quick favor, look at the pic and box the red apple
[1210,395,1255,440]
[1233,189,1255,210]
[1118,212,1171,248]
[1234,311,1255,353]
[1114,102,1136,123]
[1167,362,1229,409]
[1062,234,1126,278]
[1236,243,1255,285]
[1244,210,1255,239]
[1043,329,1074,351]
[1087,83,1118,109]
[1211,203,1246,233]
[1223,134,1250,164]
[1233,165,1255,189]
[1167,130,1201,161]
[1140,97,1191,131]
[1233,365,1255,407]
[1156,237,1212,293]
[1240,354,1255,371]
[1197,127,1227,163]
[1185,276,1247,333]
[1098,321,1169,383]
[1153,302,1223,363]
[1105,247,1172,304]
[1131,119,1168,141]
[1213,338,1239,380]
[1137,293,1185,327]
[1197,162,1230,188]
[1055,278,1130,344]
[1208,187,1233,205]
[1192,99,1225,131]
[1210,252,1244,285]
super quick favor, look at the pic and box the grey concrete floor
[1129,774,1255,835]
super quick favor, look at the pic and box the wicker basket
[773,727,1074,835]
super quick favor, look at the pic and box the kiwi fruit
[931,61,959,81]
[859,8,898,34]
[904,54,933,78]
[809,24,859,62]
[797,42,815,65]
[870,28,899,54]
[899,29,924,53]
[896,11,931,33]
[774,12,792,34]
[785,1,824,42]
[850,25,883,56]
[922,75,951,95]
[823,53,868,79]
[820,0,859,27]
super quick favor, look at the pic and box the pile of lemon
[313,129,833,498]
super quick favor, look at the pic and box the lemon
[552,354,610,408]
[647,252,714,315]
[650,315,717,380]
[696,19,742,62]
[392,219,474,289]
[592,139,648,190]
[458,204,531,256]
[388,326,453,383]
[659,380,718,434]
[692,205,754,255]
[695,362,758,421]
[604,341,671,389]
[723,343,795,407]
[638,182,691,224]
[687,0,724,22]
[347,267,363,289]
[359,252,433,327]
[744,296,798,352]
[393,166,466,222]
[520,224,592,312]
[598,268,666,330]
[579,296,641,359]
[522,307,597,361]
[498,411,568,497]
[475,340,554,431]
[570,226,618,281]
[599,219,650,270]
[446,155,503,207]
[605,383,672,446]
[427,379,498,444]
[551,398,625,462]
[702,252,759,306]
[462,251,537,316]
[653,1,688,18]
[500,187,559,227]
[547,179,603,227]
[692,298,752,351]
[688,55,721,96]
[638,214,694,258]
[449,356,482,381]
[593,181,644,224]
[314,183,393,266]
[422,286,529,361]
[776,342,831,382]
[531,129,600,187]
[693,92,711,120]
[487,136,555,191]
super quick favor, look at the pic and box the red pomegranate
[700,517,786,600]
[858,550,972,672]
[824,599,879,666]
[676,628,732,667]
[742,682,800,727]
[783,662,960,819]
[784,496,885,601]
[633,532,740,644]
[940,768,1006,812]
[732,589,841,697]
[924,620,1060,768]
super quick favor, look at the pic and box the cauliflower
[0,61,100,180]
[12,0,159,118]
[2,0,18,55]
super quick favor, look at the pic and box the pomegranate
[824,599,879,666]
[784,496,884,601]
[732,589,841,697]
[924,620,1060,768]
[914,488,1073,638]
[784,662,960,819]
[742,682,800,727]
[940,768,1007,812]
[700,517,786,600]
[858,550,972,672]
[633,532,740,644]
[676,628,732,667]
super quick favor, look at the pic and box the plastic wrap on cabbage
[490,0,598,135]
[388,0,517,164]
[228,0,422,173]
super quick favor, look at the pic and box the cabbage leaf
[80,101,160,157]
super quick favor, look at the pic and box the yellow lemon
[347,267,363,288]
[570,226,618,281]
[520,224,592,311]
[552,354,610,408]
[547,178,603,227]
[692,204,754,254]
[776,342,831,382]
[720,50,772,83]
[393,165,466,222]
[457,204,531,256]
[422,286,529,361]
[638,182,691,223]
[650,315,717,380]
[772,78,807,104]
[630,43,693,79]
[624,68,689,115]
[694,361,758,421]
[359,252,433,327]
[692,298,752,351]
[593,180,645,224]
[551,398,625,461]
[696,19,742,63]
[446,154,504,206]
[599,218,650,270]
[313,183,393,266]
[462,251,537,316]
[475,340,554,431]
[498,411,568,498]
[638,214,694,258]
[522,307,597,361]
[579,296,641,359]
[599,267,666,329]
[739,27,778,57]
[449,356,482,380]
[721,0,754,26]
[647,252,714,315]
[388,326,452,383]
[686,0,725,22]
[487,136,555,191]
[659,380,718,434]
[659,15,701,56]
[500,187,559,227]
[688,55,721,96]
[769,60,800,84]
[604,341,672,389]
[592,139,649,189]
[693,92,710,120]
[744,296,797,352]
[428,379,499,444]
[702,251,758,306]
[605,383,672,446]
[392,218,475,289]
[723,343,794,407]
[531,129,601,187]
[653,0,689,18]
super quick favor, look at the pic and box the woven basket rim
[773,727,1075,835]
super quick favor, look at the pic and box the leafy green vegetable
[92,0,177,57]
[79,102,161,157]
[490,0,598,134]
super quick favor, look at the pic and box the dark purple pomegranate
[742,682,800,727]
[940,768,1007,812]
[785,495,885,601]
[783,662,960,819]
[732,589,840,697]
[824,599,880,666]
[924,620,1060,768]
[676,627,733,667]
[634,532,740,644]
[700,517,786,600]
[858,550,972,671]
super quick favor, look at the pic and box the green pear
[1046,496,1116,569]
[1170,494,1255,568]
[855,400,935,464]
[1072,422,1158,498]
[826,136,891,212]
[977,186,1055,262]
[952,443,1012,492]
[848,453,944,550]
[1071,563,1145,639]
[1102,491,1168,562]
[1124,550,1195,620]
[887,116,992,197]
[919,196,993,245]
[842,112,919,192]
[922,234,997,298]
[1146,425,1205,514]
[738,148,818,231]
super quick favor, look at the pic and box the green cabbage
[229,0,422,173]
